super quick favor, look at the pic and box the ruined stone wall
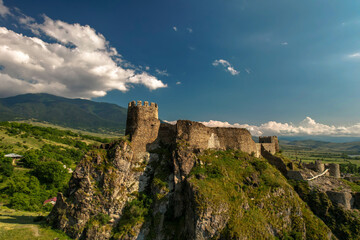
[125,101,160,152]
[327,163,340,178]
[326,191,354,210]
[259,136,279,152]
[302,161,340,178]
[315,160,325,172]
[287,171,304,181]
[260,143,276,155]
[174,120,259,156]
[125,101,279,158]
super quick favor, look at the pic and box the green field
[0,206,71,240]
[281,149,360,165]
[280,140,360,167]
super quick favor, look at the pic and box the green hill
[0,93,127,134]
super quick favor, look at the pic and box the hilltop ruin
[48,100,360,240]
[126,100,279,157]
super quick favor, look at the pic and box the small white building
[5,153,23,165]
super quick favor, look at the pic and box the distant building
[43,197,57,205]
[4,153,23,166]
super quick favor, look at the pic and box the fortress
[125,100,279,157]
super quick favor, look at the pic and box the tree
[22,150,39,168]
[32,161,68,188]
[0,155,14,177]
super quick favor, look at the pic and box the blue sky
[1,0,360,136]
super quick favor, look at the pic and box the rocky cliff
[47,101,338,239]
[48,137,335,239]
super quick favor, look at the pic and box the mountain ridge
[0,93,127,134]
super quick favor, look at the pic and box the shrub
[32,161,68,188]
[0,155,14,177]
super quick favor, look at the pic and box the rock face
[48,101,334,239]
[48,140,153,239]
[48,138,334,239]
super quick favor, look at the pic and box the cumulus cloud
[281,42,288,46]
[173,26,177,32]
[165,117,360,137]
[187,28,193,33]
[176,81,181,85]
[0,0,10,17]
[212,59,239,75]
[0,3,167,98]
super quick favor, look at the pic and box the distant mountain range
[0,93,127,134]
[280,139,360,154]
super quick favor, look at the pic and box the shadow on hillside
[0,214,41,225]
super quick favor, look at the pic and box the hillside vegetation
[188,150,333,239]
[0,121,112,212]
[0,93,127,134]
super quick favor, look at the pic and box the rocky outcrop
[47,101,335,239]
[48,140,154,239]
[48,137,336,239]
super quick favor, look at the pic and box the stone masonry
[125,101,279,157]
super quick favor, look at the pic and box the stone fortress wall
[126,101,360,210]
[125,100,279,157]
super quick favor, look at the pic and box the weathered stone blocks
[125,101,280,158]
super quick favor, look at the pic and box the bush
[22,151,39,168]
[32,161,68,188]
[5,172,57,211]
[0,155,14,177]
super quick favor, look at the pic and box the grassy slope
[17,120,121,139]
[189,150,332,239]
[0,122,114,154]
[0,206,71,240]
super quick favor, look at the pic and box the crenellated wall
[125,100,160,152]
[125,101,279,157]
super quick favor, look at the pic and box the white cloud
[281,42,288,46]
[155,69,169,76]
[173,26,177,32]
[0,0,10,17]
[0,4,167,99]
[187,28,193,33]
[348,52,360,58]
[165,117,360,137]
[245,68,251,74]
[176,81,181,85]
[212,59,239,75]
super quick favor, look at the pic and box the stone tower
[259,136,280,153]
[315,160,325,173]
[328,163,340,178]
[126,101,160,152]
